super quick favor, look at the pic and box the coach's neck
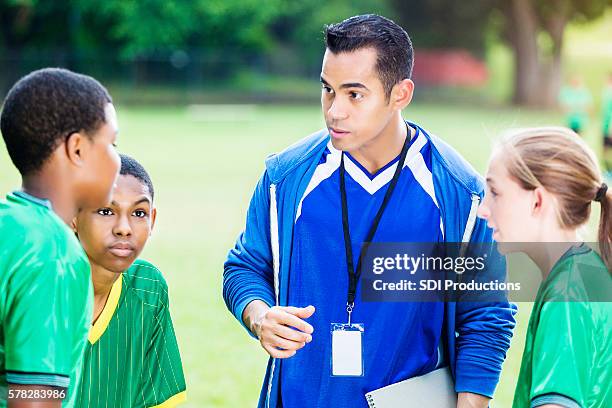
[349,113,411,174]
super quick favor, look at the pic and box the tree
[389,0,611,106]
[501,0,611,106]
[268,0,391,70]
[390,0,496,56]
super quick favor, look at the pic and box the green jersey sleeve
[4,259,87,389]
[530,301,592,407]
[138,292,186,408]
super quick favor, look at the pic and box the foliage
[390,0,497,55]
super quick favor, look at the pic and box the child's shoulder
[2,195,61,235]
[544,246,611,302]
[0,196,83,263]
[122,259,170,309]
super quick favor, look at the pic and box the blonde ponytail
[596,184,611,270]
[499,127,611,270]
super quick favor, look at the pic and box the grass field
[0,103,606,407]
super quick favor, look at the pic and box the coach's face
[321,47,409,152]
[75,174,156,273]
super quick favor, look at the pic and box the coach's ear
[390,78,414,111]
[149,207,157,236]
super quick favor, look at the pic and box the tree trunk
[505,0,571,107]
[542,9,568,107]
[507,0,543,106]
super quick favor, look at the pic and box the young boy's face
[75,173,156,273]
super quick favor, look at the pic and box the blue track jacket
[223,121,517,407]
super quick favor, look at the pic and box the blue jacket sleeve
[223,171,276,337]
[454,216,518,398]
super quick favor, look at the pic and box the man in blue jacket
[224,14,516,408]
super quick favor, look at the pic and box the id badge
[330,323,364,377]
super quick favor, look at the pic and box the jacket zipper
[265,189,481,405]
[267,184,280,408]
[462,194,480,243]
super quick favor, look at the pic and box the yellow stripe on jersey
[149,390,187,408]
[88,276,123,344]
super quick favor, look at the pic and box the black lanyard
[340,124,412,321]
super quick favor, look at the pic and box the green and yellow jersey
[0,191,93,407]
[75,259,186,408]
[513,244,611,408]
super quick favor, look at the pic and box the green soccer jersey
[602,86,612,136]
[75,259,186,408]
[513,244,612,408]
[0,191,93,407]
[559,86,593,130]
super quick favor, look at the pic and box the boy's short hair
[119,154,155,201]
[324,14,414,100]
[0,68,112,175]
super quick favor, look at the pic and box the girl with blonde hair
[477,127,611,408]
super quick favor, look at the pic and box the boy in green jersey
[72,154,186,408]
[478,127,611,408]
[0,68,120,407]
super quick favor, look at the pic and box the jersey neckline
[11,190,53,210]
[89,275,123,344]
[343,124,420,181]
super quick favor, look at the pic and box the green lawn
[0,104,604,407]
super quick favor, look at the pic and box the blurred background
[1,0,611,406]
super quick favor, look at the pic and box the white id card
[331,323,364,377]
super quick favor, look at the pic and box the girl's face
[477,151,539,250]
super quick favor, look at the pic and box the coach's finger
[262,343,297,359]
[277,311,314,334]
[283,305,316,320]
[293,305,316,319]
[274,324,312,343]
[268,334,305,351]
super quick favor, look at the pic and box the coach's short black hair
[119,154,155,201]
[0,68,112,175]
[325,14,413,99]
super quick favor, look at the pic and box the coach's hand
[243,300,315,358]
